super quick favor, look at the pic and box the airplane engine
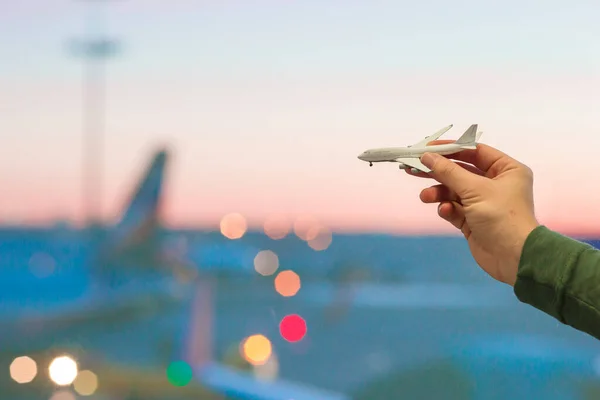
[398,164,408,169]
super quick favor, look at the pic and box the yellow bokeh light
[241,334,272,366]
[49,356,78,386]
[263,215,291,240]
[73,370,98,396]
[274,270,301,297]
[220,213,247,240]
[253,250,279,276]
[293,215,319,241]
[308,226,333,251]
[10,356,37,384]
[49,390,76,400]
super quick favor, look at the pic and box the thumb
[421,152,479,197]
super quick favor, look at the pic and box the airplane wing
[395,157,431,173]
[408,124,453,148]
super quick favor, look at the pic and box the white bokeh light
[253,250,279,276]
[49,356,78,386]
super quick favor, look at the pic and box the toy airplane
[357,124,482,173]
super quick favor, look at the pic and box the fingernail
[421,152,440,168]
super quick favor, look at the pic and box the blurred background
[1,1,600,399]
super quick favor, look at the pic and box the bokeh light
[307,226,333,251]
[253,351,279,381]
[220,213,247,240]
[280,314,307,342]
[49,390,76,400]
[293,215,319,241]
[10,356,37,384]
[49,356,78,386]
[274,270,301,297]
[263,215,291,240]
[253,250,279,276]
[73,370,98,396]
[166,360,193,387]
[241,334,272,366]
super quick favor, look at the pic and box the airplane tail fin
[114,148,168,236]
[455,124,479,149]
[94,148,169,277]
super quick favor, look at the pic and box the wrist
[506,218,540,286]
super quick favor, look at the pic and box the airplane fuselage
[357,143,464,166]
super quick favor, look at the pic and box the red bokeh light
[279,314,307,342]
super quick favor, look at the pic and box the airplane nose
[358,153,365,160]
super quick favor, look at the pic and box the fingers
[438,201,471,238]
[437,202,462,229]
[423,141,520,177]
[420,153,480,197]
[446,144,517,176]
[420,184,459,204]
[406,160,484,179]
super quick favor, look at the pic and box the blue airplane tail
[93,148,170,279]
[114,148,168,239]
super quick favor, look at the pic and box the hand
[407,140,540,286]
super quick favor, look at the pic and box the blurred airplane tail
[92,148,169,279]
[114,148,168,238]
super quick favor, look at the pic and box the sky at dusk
[1,0,599,234]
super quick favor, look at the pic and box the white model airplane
[357,124,482,173]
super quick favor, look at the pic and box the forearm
[514,225,600,339]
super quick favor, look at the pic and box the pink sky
[2,70,599,235]
[2,1,599,235]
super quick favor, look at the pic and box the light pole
[69,0,121,227]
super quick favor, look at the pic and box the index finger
[449,144,518,175]
[426,140,517,175]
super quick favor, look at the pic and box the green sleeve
[514,225,600,339]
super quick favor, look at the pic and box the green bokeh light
[166,360,193,387]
